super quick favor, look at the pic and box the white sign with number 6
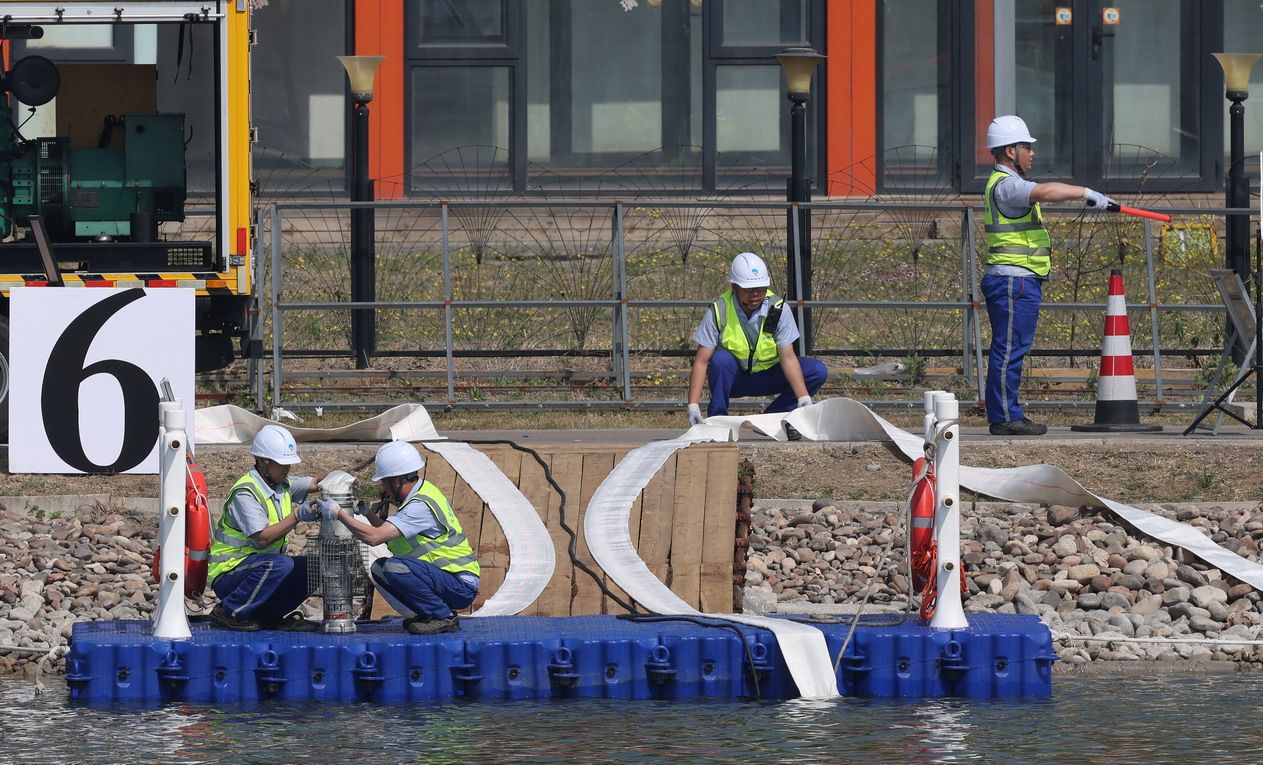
[10,287,195,474]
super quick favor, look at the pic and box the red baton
[1106,202,1172,223]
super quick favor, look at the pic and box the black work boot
[403,615,460,635]
[209,604,260,632]
[988,418,1048,436]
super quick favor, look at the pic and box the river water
[0,673,1256,764]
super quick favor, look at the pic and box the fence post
[963,207,985,402]
[270,203,283,412]
[612,202,632,401]
[1143,218,1165,408]
[443,202,455,404]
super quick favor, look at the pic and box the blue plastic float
[67,613,1056,704]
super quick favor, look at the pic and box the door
[968,0,1215,192]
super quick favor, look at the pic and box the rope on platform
[0,643,68,695]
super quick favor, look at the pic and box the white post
[922,390,946,445]
[153,401,192,640]
[929,391,967,630]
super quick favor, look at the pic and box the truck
[0,1,255,436]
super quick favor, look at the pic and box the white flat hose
[584,438,840,699]
[425,442,555,616]
[587,397,1263,699]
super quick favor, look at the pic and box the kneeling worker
[687,252,827,433]
[325,441,478,635]
[207,424,333,631]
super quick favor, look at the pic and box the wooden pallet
[368,442,739,618]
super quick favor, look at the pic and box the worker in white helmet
[686,251,827,438]
[982,115,1114,436]
[324,440,478,635]
[206,424,334,631]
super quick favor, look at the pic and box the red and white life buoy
[908,456,967,621]
[908,457,936,593]
[151,457,212,598]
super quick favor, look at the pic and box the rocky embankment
[744,500,1263,667]
[4,495,1263,677]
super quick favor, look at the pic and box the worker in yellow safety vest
[686,252,827,439]
[207,424,334,631]
[982,115,1115,436]
[323,440,478,635]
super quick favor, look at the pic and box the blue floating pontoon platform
[67,613,1057,704]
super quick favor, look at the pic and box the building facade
[251,0,1263,198]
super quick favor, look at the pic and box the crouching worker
[326,441,478,635]
[687,252,827,436]
[207,424,334,632]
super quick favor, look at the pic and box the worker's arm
[250,511,302,548]
[778,345,811,402]
[340,513,403,547]
[1030,182,1111,208]
[688,345,714,407]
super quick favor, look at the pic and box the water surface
[0,673,1254,764]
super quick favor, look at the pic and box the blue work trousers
[211,553,310,624]
[982,272,1043,423]
[706,347,828,417]
[371,556,478,620]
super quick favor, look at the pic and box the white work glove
[295,501,320,523]
[315,496,342,521]
[687,403,704,426]
[797,396,813,408]
[1082,188,1114,210]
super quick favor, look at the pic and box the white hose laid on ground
[196,406,555,617]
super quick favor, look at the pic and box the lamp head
[1213,52,1262,101]
[776,46,824,101]
[337,55,384,103]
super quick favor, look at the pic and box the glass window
[715,64,814,190]
[416,0,504,45]
[721,0,807,47]
[1104,0,1200,183]
[526,0,700,187]
[973,0,1074,181]
[1224,0,1263,175]
[880,0,946,188]
[410,66,510,188]
[251,0,349,192]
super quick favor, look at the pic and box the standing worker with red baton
[981,114,1121,436]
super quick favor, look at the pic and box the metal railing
[256,198,1244,413]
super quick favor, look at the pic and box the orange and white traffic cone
[1071,269,1162,432]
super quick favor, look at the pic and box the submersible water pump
[307,472,370,633]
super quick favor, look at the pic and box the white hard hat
[729,252,771,289]
[985,115,1037,149]
[251,424,301,465]
[372,440,425,481]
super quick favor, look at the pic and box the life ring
[908,457,936,592]
[151,457,212,598]
[908,457,967,621]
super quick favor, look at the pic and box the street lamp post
[776,47,824,354]
[338,55,384,369]
[1212,52,1262,364]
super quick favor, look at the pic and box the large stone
[1067,563,1101,583]
[1048,505,1080,526]
[1162,586,1191,606]
[1190,585,1229,609]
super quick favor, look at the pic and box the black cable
[616,614,763,699]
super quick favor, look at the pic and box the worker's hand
[353,499,370,516]
[295,501,320,523]
[797,395,813,409]
[1082,188,1114,210]
[315,496,342,522]
[687,403,704,426]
